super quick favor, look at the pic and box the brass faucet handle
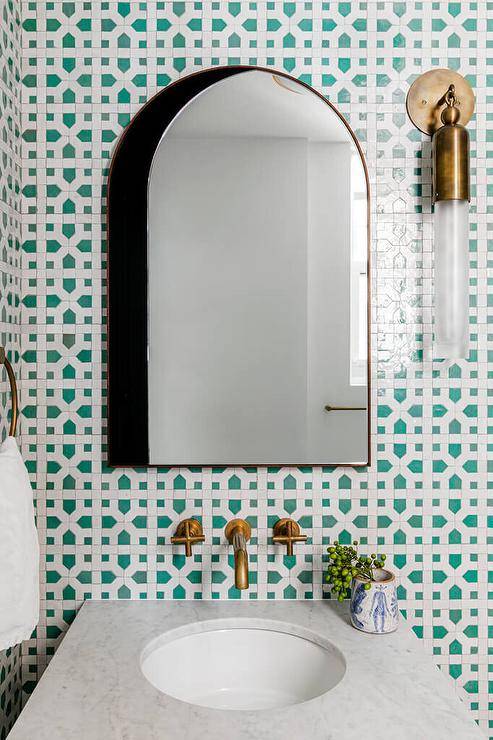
[272,518,307,556]
[171,518,205,557]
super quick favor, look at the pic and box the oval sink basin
[141,619,345,711]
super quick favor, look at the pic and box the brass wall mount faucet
[272,518,307,555]
[225,519,251,590]
[171,518,205,557]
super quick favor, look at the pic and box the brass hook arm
[0,348,18,437]
[437,83,457,108]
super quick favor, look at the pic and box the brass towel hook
[0,347,18,437]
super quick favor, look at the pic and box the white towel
[0,436,39,650]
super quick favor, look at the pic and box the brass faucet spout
[225,519,252,590]
[233,533,248,590]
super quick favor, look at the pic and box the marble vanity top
[10,601,483,740]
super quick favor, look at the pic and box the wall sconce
[406,69,475,359]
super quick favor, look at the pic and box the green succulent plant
[325,540,387,602]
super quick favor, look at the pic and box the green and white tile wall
[0,0,22,439]
[7,0,493,735]
[0,0,23,737]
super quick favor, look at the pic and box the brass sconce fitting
[406,68,475,361]
[432,84,470,203]
[406,68,474,203]
[272,518,307,556]
[171,518,205,557]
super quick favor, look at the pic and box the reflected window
[350,149,368,386]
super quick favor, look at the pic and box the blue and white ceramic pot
[350,568,398,634]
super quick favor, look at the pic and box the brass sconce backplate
[406,68,475,135]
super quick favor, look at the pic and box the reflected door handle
[324,405,367,412]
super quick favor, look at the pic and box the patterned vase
[350,568,398,634]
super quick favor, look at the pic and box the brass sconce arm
[171,518,205,557]
[272,518,307,556]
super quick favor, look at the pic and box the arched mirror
[108,67,370,467]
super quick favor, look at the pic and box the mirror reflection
[147,70,368,465]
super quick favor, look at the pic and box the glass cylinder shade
[433,199,469,359]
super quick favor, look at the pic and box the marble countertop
[10,601,483,740]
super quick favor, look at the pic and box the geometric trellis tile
[0,0,487,738]
[0,644,22,740]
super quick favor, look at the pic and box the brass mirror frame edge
[106,64,371,469]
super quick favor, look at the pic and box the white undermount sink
[140,619,346,711]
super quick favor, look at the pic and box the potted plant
[325,541,398,634]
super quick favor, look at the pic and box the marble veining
[9,601,483,740]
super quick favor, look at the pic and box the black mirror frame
[107,66,371,467]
